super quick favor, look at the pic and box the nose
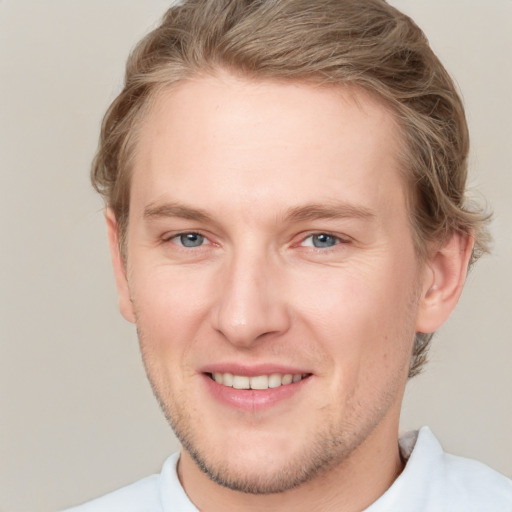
[211,249,291,348]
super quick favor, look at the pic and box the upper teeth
[212,372,305,390]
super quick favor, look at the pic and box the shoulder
[440,445,512,508]
[368,427,512,512]
[421,427,510,489]
[409,427,512,511]
[61,473,161,512]
[61,453,197,512]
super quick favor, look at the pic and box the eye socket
[301,233,340,249]
[174,232,206,247]
[169,232,342,249]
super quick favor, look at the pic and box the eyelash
[300,232,345,248]
[297,232,352,254]
[165,231,209,248]
[163,231,350,252]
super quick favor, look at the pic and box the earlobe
[415,231,474,334]
[105,208,136,324]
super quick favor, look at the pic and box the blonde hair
[92,0,491,377]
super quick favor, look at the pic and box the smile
[208,372,310,390]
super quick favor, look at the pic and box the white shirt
[63,427,512,511]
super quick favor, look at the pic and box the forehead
[130,72,406,222]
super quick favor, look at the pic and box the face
[114,73,428,493]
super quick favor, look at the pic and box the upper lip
[199,363,312,377]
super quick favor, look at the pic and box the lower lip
[202,374,310,412]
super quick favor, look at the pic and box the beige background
[1,1,511,511]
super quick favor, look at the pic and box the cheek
[132,260,209,311]
[297,269,408,332]
[129,264,214,359]
[293,259,418,369]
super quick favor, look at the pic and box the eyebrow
[143,200,376,224]
[144,202,213,223]
[283,202,376,223]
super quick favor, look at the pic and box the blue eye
[313,234,337,248]
[178,233,205,247]
[302,233,339,248]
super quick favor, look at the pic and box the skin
[107,72,472,511]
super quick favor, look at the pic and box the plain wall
[1,1,511,511]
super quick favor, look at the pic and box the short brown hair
[92,0,491,377]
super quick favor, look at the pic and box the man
[65,0,512,510]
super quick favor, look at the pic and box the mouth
[202,367,313,411]
[206,372,311,390]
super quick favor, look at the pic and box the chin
[165,399,365,495]
[180,430,346,494]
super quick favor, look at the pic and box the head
[93,0,490,500]
[92,0,490,379]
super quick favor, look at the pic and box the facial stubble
[135,289,419,496]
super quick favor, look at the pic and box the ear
[415,231,473,334]
[105,208,136,323]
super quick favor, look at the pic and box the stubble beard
[138,337,403,495]
[134,283,419,495]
